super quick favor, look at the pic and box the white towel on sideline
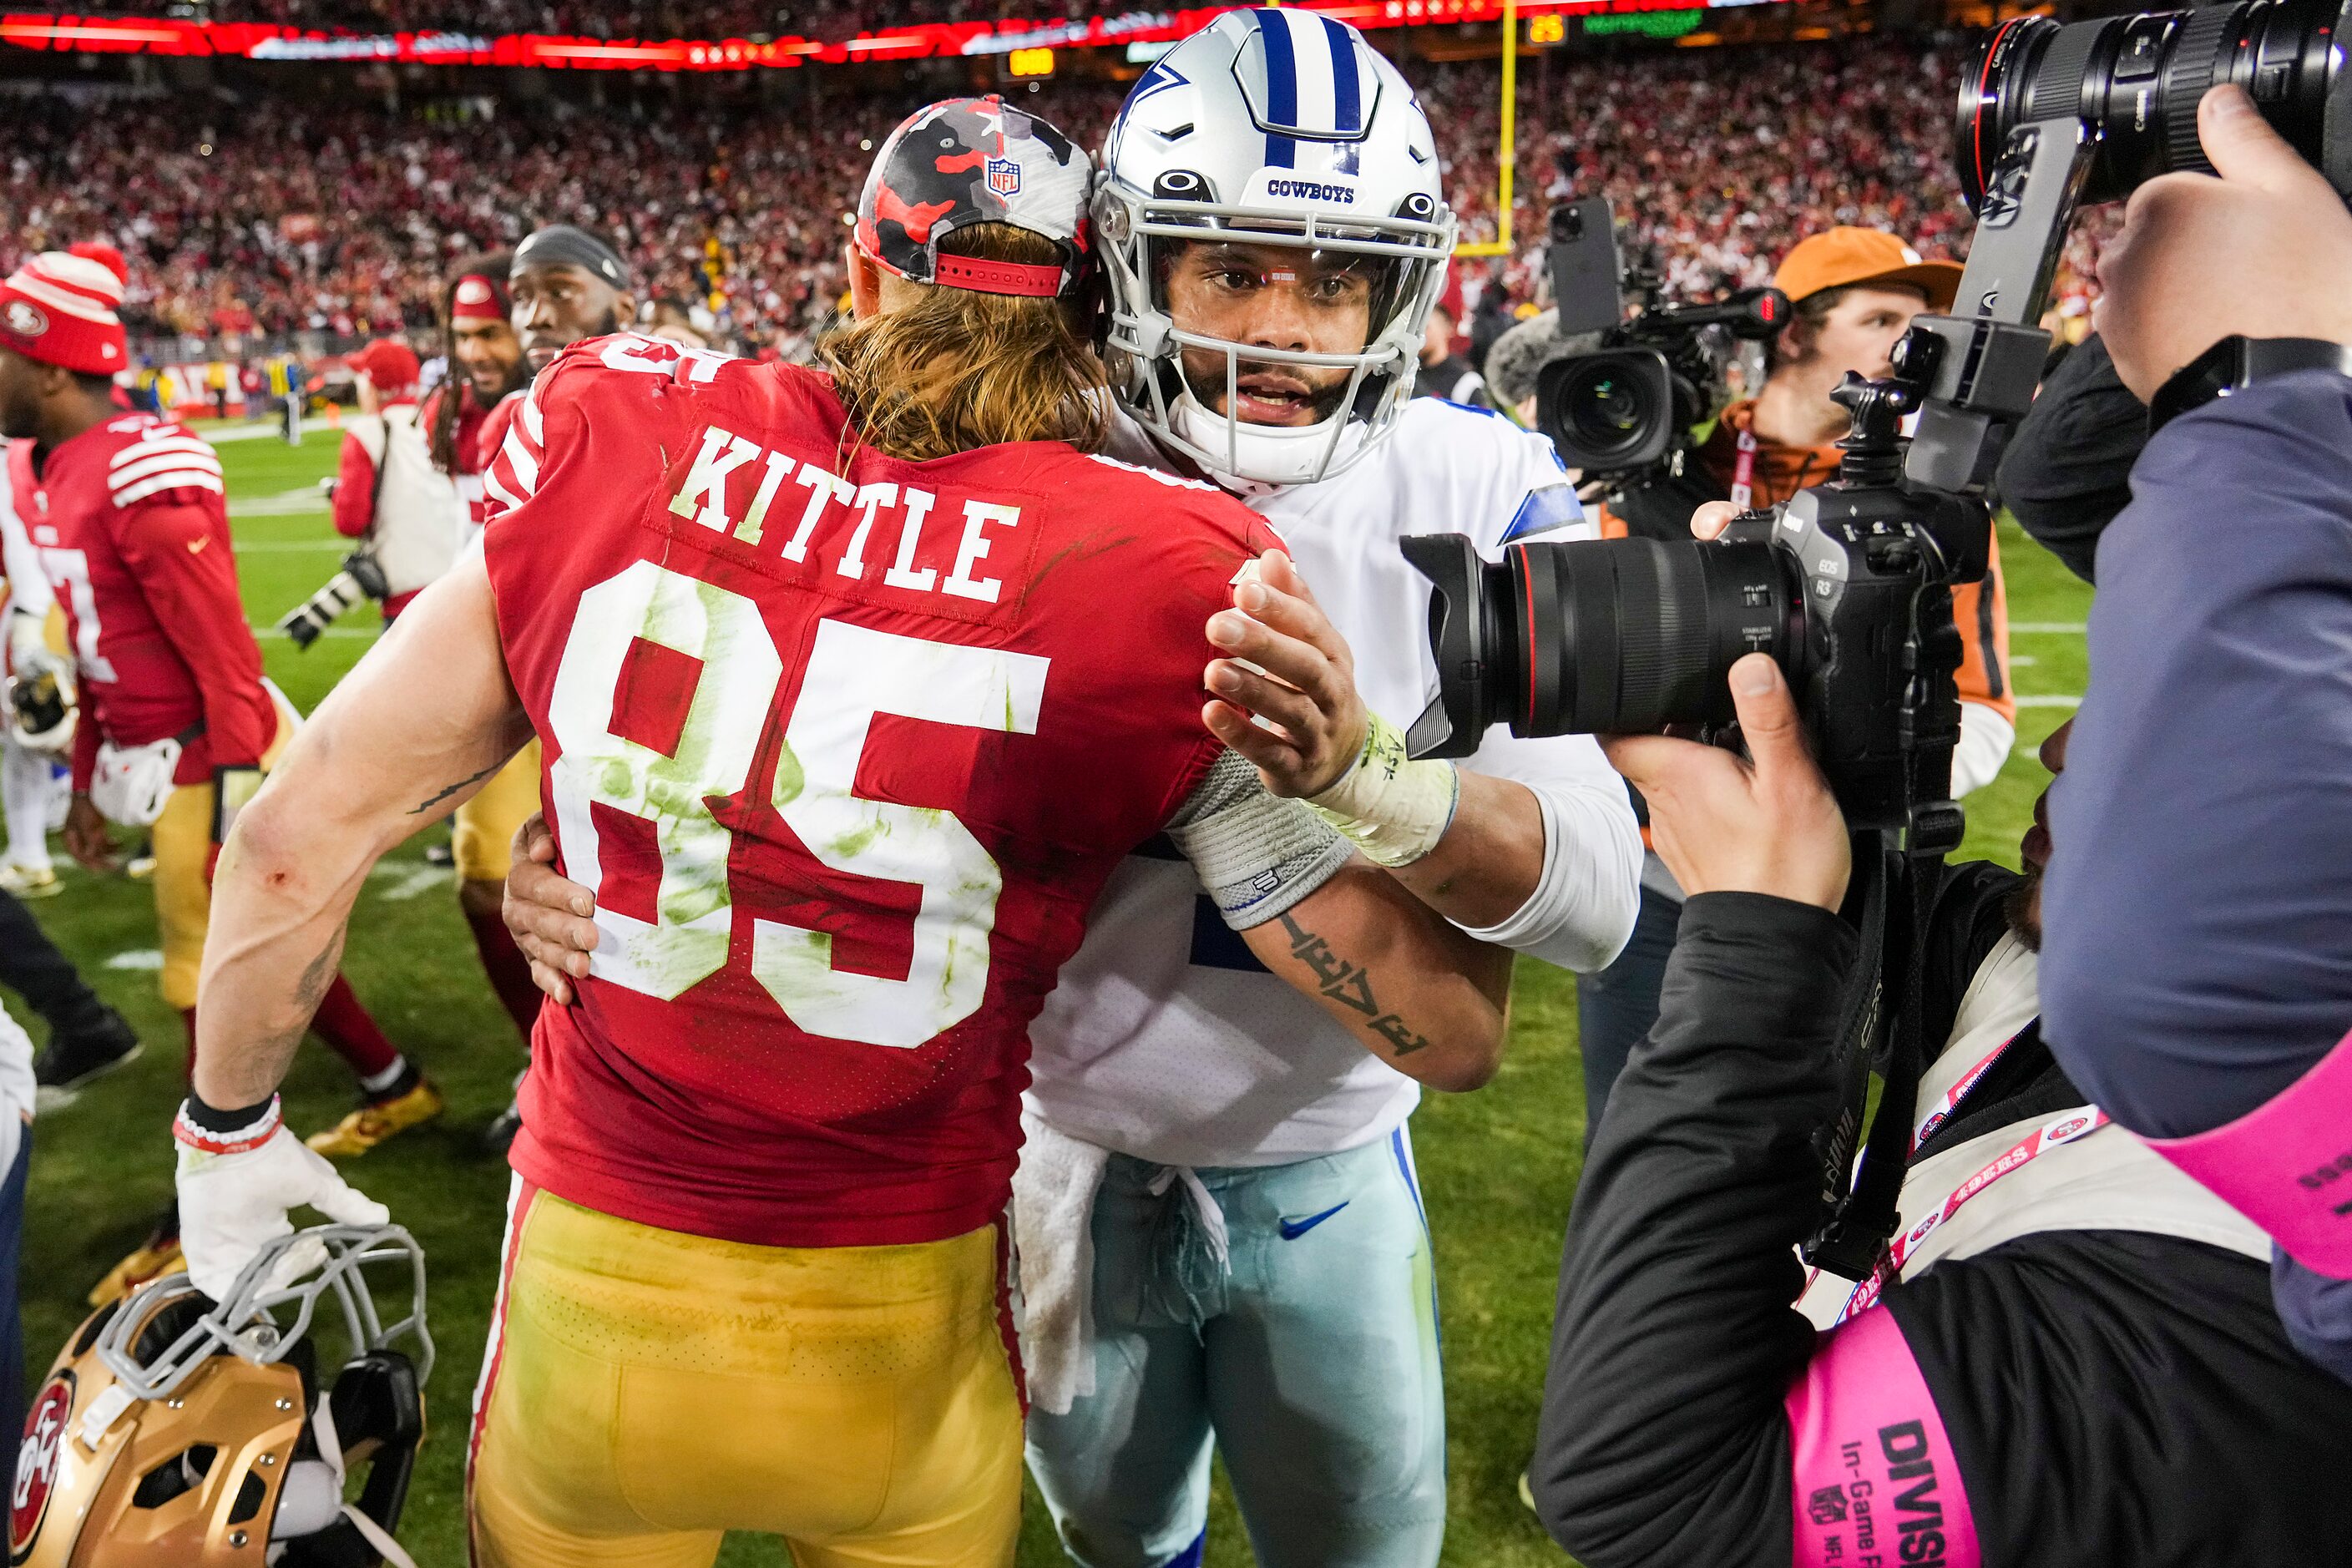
[1011,1110,1111,1416]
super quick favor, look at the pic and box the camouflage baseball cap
[854,95,1093,299]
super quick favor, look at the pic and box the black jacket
[1993,332,2143,584]
[1532,881,2352,1567]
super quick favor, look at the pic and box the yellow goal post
[1454,0,1518,258]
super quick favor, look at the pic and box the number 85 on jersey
[545,559,1050,1051]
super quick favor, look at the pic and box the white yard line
[2011,621,2087,634]
[229,486,333,518]
[371,864,453,902]
[2016,695,2083,708]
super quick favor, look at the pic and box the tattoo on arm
[260,943,339,1056]
[1276,911,1431,1057]
[408,761,502,816]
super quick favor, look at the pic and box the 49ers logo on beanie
[0,245,129,376]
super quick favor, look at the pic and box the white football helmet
[1096,8,1456,489]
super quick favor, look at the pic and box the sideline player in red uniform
[462,227,639,1151]
[424,251,522,510]
[0,247,434,1302]
[174,101,1510,1566]
[476,224,638,484]
[415,254,553,1119]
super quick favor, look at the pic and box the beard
[473,358,526,404]
[2002,863,2043,952]
[525,306,623,372]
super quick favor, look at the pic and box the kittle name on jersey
[663,421,1022,606]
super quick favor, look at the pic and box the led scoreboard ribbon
[0,0,1738,72]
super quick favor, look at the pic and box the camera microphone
[1643,287,1792,342]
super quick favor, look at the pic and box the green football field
[8,422,2092,1566]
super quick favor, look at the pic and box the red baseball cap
[0,247,129,377]
[351,339,421,394]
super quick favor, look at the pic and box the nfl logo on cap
[986,157,1021,196]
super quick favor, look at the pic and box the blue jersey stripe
[1501,484,1585,544]
[1322,15,1361,134]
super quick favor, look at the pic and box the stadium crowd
[0,38,2050,363]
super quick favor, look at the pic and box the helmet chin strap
[1171,387,1373,493]
[267,1396,419,1568]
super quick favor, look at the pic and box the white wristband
[1307,709,1460,868]
[1165,750,1353,929]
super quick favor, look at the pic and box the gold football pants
[450,740,541,883]
[154,692,296,1009]
[468,1183,1022,1568]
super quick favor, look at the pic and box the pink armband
[2145,1025,2352,1278]
[1785,1306,1980,1568]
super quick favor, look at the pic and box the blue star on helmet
[1125,59,1189,110]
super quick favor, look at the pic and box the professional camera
[1533,196,1789,497]
[1406,0,2352,1273]
[278,551,390,650]
[1412,0,2352,828]
[1406,381,1979,835]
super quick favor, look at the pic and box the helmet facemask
[1099,185,1454,489]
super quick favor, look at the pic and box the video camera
[1405,0,2352,1272]
[1533,195,1788,529]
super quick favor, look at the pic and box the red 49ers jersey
[483,334,1280,1248]
[473,387,524,521]
[8,416,273,788]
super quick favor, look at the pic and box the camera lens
[1581,377,1642,437]
[1511,537,1799,735]
[1536,347,1680,474]
[1955,0,2352,210]
[1404,532,1803,760]
[1560,363,1659,467]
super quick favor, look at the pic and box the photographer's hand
[1601,654,1849,911]
[2098,85,2352,402]
[1203,549,1369,797]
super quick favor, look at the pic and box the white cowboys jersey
[1026,398,1641,1167]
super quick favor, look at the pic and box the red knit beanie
[0,247,129,376]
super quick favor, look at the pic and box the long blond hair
[822,223,1107,463]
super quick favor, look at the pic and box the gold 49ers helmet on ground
[12,1224,432,1568]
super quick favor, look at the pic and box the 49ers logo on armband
[3,300,47,341]
[12,1373,74,1558]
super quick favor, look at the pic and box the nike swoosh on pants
[1277,1201,1349,1240]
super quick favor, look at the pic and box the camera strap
[1803,840,1939,1281]
[1802,836,1892,1270]
[362,410,396,544]
[1728,427,1758,510]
